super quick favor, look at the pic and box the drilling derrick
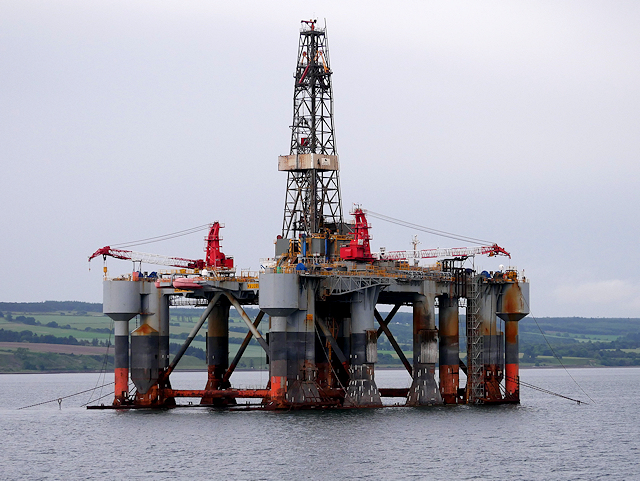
[280,19,343,238]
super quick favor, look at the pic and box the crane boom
[88,222,233,270]
[88,246,205,269]
[380,243,510,261]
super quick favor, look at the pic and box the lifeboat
[172,277,205,289]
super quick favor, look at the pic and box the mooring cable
[17,382,114,410]
[95,321,114,403]
[80,388,114,407]
[85,319,113,407]
[80,381,134,407]
[363,209,494,245]
[505,374,587,405]
[523,296,596,405]
[111,223,211,249]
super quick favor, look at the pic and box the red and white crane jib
[88,222,234,271]
[379,244,511,261]
[88,246,205,269]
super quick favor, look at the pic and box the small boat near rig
[88,20,529,410]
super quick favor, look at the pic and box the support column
[504,320,519,401]
[497,280,529,403]
[130,322,159,398]
[344,287,382,407]
[201,298,233,405]
[131,283,162,404]
[158,292,170,372]
[480,285,503,402]
[102,279,140,406]
[303,284,317,384]
[258,271,299,408]
[114,320,130,404]
[268,315,288,408]
[315,301,350,390]
[337,313,351,391]
[315,302,331,388]
[286,308,321,404]
[438,295,459,404]
[407,294,443,406]
[286,310,304,401]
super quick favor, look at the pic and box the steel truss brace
[374,306,412,376]
[165,291,223,379]
[323,276,391,297]
[224,293,269,354]
[223,311,266,383]
[314,317,350,378]
[375,304,401,338]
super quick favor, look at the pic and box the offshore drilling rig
[90,20,529,410]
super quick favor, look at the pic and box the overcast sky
[1,1,639,317]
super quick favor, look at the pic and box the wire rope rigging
[363,209,496,245]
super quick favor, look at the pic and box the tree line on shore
[0,301,102,313]
[0,328,109,347]
[2,302,640,367]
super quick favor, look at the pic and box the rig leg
[259,272,319,408]
[315,312,332,388]
[504,319,520,402]
[286,309,321,404]
[439,296,460,404]
[315,301,348,391]
[201,298,235,405]
[268,316,288,408]
[114,320,130,405]
[337,313,352,390]
[157,291,175,406]
[497,281,529,403]
[158,291,171,372]
[344,287,382,407]
[130,322,159,403]
[407,295,442,406]
[130,285,162,405]
[134,284,177,406]
[481,286,503,402]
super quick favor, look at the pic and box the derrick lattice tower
[280,20,344,239]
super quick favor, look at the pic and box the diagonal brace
[222,311,265,383]
[458,357,468,376]
[224,293,269,354]
[376,304,401,339]
[315,317,348,365]
[165,291,223,379]
[374,307,412,376]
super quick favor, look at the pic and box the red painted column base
[505,363,520,401]
[439,366,460,404]
[266,375,287,409]
[113,367,129,405]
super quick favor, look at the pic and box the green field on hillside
[0,344,266,373]
[2,302,640,371]
[0,348,111,373]
[0,311,263,347]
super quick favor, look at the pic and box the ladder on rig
[466,275,484,404]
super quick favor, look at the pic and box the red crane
[339,208,510,262]
[340,207,375,262]
[88,222,234,270]
[204,222,234,269]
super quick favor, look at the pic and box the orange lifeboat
[172,277,205,289]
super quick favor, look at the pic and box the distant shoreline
[3,365,640,376]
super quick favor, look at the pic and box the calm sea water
[1,368,638,480]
